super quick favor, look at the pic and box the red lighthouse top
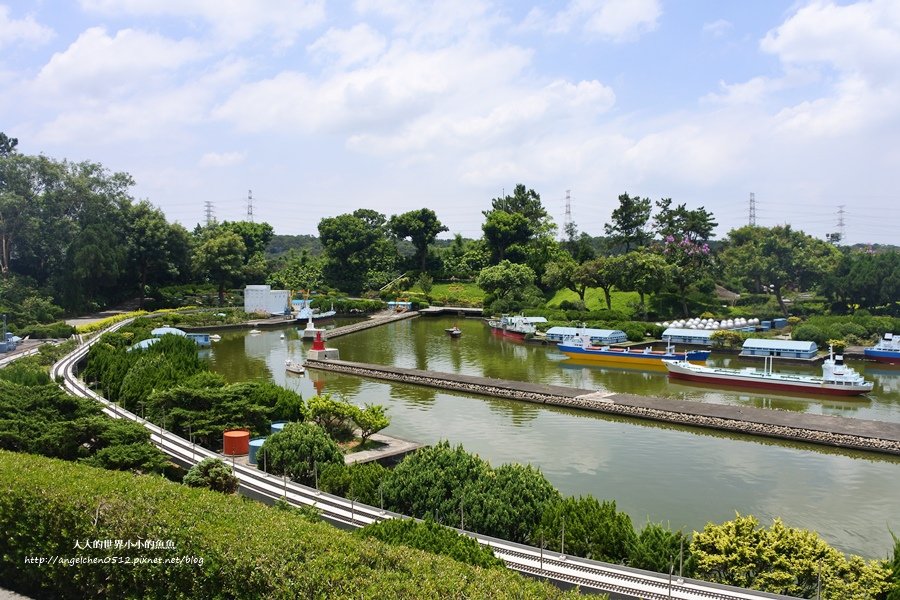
[312,329,326,351]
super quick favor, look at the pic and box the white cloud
[354,0,496,44]
[214,41,535,136]
[702,18,732,38]
[525,0,661,42]
[761,0,900,80]
[0,4,54,48]
[199,151,246,167]
[756,0,900,137]
[307,24,386,69]
[79,0,325,46]
[34,27,205,97]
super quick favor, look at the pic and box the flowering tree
[660,235,712,317]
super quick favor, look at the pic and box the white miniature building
[244,285,290,315]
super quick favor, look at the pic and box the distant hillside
[266,234,322,257]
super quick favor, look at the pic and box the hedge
[0,451,582,599]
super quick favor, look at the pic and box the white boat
[249,329,261,335]
[209,334,221,342]
[486,315,547,339]
[280,333,285,339]
[285,359,305,374]
[663,348,873,396]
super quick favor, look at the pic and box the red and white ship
[662,350,873,396]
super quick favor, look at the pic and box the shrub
[260,422,344,485]
[791,324,826,346]
[692,514,890,599]
[628,523,695,577]
[826,339,847,354]
[183,458,239,494]
[14,321,75,339]
[0,451,574,599]
[621,323,647,343]
[357,518,504,569]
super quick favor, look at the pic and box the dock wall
[305,358,900,456]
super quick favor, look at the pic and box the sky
[2,0,899,245]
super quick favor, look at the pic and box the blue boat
[864,333,900,365]
[558,335,710,367]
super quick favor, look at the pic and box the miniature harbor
[304,357,900,456]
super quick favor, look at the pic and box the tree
[183,457,239,494]
[476,260,536,300]
[722,225,840,316]
[562,221,596,263]
[352,403,389,445]
[0,132,17,156]
[304,394,359,441]
[604,193,652,252]
[218,220,274,261]
[389,208,448,273]
[654,198,718,243]
[268,249,324,293]
[482,184,556,266]
[691,514,891,599]
[319,211,398,294]
[259,422,344,486]
[542,255,589,302]
[193,230,246,303]
[579,256,621,310]
[822,250,900,313]
[616,251,672,320]
[482,210,531,262]
[659,235,713,317]
[127,200,173,308]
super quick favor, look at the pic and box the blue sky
[2,1,898,244]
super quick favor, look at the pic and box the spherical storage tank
[223,429,250,455]
[249,437,266,465]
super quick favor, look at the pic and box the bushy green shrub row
[13,321,75,339]
[0,376,169,475]
[0,451,578,599]
[75,311,149,333]
[792,315,900,346]
[311,296,385,314]
[357,518,505,569]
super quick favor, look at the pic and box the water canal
[205,316,900,559]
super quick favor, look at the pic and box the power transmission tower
[562,189,572,241]
[748,192,756,226]
[204,200,216,226]
[247,189,254,222]
[837,204,845,241]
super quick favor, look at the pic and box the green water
[205,316,900,559]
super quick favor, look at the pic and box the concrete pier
[305,358,900,456]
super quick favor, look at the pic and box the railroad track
[49,321,799,600]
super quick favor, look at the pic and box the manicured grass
[546,288,642,316]
[412,282,485,306]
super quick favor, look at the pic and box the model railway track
[49,321,799,600]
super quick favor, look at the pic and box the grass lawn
[411,282,485,306]
[546,288,642,316]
